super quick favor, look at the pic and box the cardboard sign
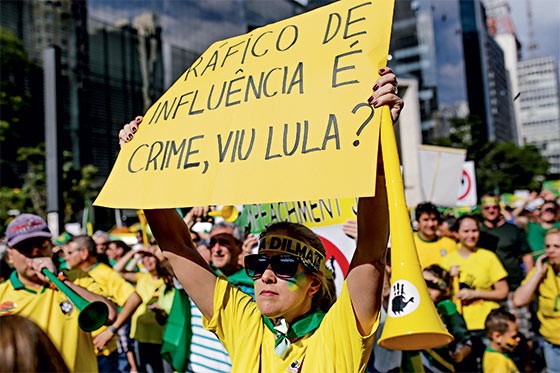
[94,0,395,209]
[418,145,466,207]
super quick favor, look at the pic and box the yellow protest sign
[94,0,395,209]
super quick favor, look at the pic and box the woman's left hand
[455,288,478,302]
[369,67,404,123]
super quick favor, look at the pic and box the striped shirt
[187,298,232,373]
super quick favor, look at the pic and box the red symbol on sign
[458,169,471,201]
[319,235,350,276]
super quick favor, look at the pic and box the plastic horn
[377,106,453,350]
[41,268,109,332]
[452,274,463,314]
[208,206,239,223]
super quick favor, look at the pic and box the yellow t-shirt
[203,277,378,372]
[413,233,457,269]
[130,272,171,344]
[482,348,519,373]
[78,262,135,356]
[521,266,560,345]
[0,271,99,372]
[442,249,508,330]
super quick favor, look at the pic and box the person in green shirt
[527,200,560,260]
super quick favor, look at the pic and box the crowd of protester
[1,188,558,373]
[1,65,559,372]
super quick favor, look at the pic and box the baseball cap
[5,214,52,247]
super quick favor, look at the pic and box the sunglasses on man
[14,237,52,255]
[245,253,311,280]
[209,235,240,249]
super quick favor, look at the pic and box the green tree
[476,142,549,193]
[0,27,30,142]
[0,144,99,233]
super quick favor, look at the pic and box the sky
[509,0,560,64]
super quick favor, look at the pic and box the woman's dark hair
[261,221,336,312]
[109,240,131,254]
[450,214,480,233]
[154,256,175,294]
[423,264,451,299]
[0,315,70,373]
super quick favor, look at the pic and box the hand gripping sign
[94,0,395,209]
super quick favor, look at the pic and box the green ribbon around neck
[263,311,326,358]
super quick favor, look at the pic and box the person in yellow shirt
[117,67,403,372]
[482,308,520,373]
[114,245,175,372]
[0,213,117,372]
[514,228,560,372]
[442,215,509,332]
[413,202,457,268]
[63,235,142,372]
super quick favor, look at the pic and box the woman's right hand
[535,254,549,276]
[118,116,143,147]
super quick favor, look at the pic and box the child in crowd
[421,265,473,372]
[482,308,520,373]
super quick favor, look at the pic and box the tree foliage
[0,27,31,143]
[476,142,548,193]
[0,28,100,233]
[0,145,99,233]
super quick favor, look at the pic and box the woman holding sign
[119,67,402,372]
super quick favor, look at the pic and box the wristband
[48,272,67,290]
[108,325,118,334]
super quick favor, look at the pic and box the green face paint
[286,271,308,291]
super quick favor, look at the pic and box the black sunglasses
[424,278,447,291]
[209,236,238,249]
[14,237,52,254]
[245,254,303,279]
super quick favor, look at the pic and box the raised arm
[513,255,548,307]
[113,249,140,283]
[346,67,401,335]
[144,209,217,318]
[119,119,219,319]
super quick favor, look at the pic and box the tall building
[458,0,513,144]
[86,14,164,176]
[88,0,330,87]
[483,0,522,144]
[389,0,439,141]
[391,0,515,145]
[517,57,560,174]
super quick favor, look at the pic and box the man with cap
[0,213,118,372]
[62,234,142,372]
